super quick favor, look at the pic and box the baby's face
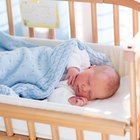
[72,66,110,100]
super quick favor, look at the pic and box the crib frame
[0,0,140,140]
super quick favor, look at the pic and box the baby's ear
[68,96,88,106]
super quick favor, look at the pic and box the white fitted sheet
[0,76,130,140]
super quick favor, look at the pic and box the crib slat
[102,133,109,140]
[48,29,55,39]
[6,0,14,35]
[138,58,140,140]
[139,113,140,139]
[51,125,59,140]
[128,62,137,140]
[69,1,76,38]
[91,2,98,43]
[29,27,35,37]
[132,10,139,37]
[113,4,120,45]
[27,121,36,140]
[4,117,13,136]
[76,129,84,140]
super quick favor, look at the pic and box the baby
[64,65,120,106]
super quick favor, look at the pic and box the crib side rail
[0,103,128,140]
[124,31,140,140]
[5,0,140,45]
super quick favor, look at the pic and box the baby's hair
[96,65,120,99]
[105,68,120,98]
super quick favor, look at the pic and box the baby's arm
[64,46,81,86]
[65,45,90,86]
[68,96,88,106]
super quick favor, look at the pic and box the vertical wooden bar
[139,114,140,140]
[51,125,59,140]
[27,121,36,140]
[113,4,120,45]
[29,27,35,38]
[102,133,109,140]
[138,58,140,91]
[91,2,98,43]
[128,61,137,140]
[48,29,55,39]
[4,118,13,136]
[132,10,139,37]
[76,129,84,140]
[137,57,140,140]
[68,1,76,38]
[6,0,14,35]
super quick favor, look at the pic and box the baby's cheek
[89,92,96,100]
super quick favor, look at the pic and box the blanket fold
[0,31,111,99]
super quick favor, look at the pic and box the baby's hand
[68,96,88,106]
[64,67,79,86]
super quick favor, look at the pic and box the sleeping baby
[49,45,120,106]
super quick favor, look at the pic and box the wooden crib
[1,0,140,140]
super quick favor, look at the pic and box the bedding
[0,31,111,100]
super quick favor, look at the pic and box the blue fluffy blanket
[0,31,111,99]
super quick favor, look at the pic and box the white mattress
[0,76,130,140]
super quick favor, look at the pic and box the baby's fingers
[68,75,76,86]
[68,96,88,106]
[67,76,72,85]
[68,96,77,105]
[70,75,76,86]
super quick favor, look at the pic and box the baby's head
[72,65,120,101]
